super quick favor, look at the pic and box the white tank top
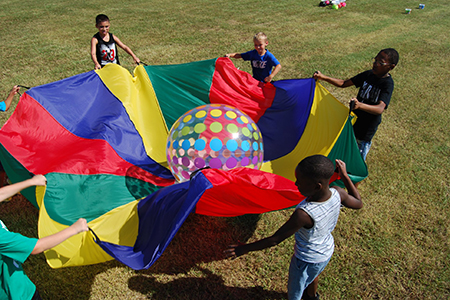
[294,188,341,263]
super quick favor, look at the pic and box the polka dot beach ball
[166,104,264,182]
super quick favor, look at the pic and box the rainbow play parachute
[0,57,367,270]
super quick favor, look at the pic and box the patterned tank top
[294,188,341,263]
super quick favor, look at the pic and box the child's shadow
[127,213,289,299]
[5,194,281,298]
[146,213,260,274]
[129,267,287,300]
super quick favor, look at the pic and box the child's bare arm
[114,36,140,65]
[334,159,363,209]
[31,218,89,254]
[264,64,282,83]
[225,53,242,59]
[90,37,102,70]
[225,208,312,258]
[0,175,46,202]
[313,71,354,88]
[351,97,386,115]
[2,86,20,111]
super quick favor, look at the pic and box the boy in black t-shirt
[313,48,399,160]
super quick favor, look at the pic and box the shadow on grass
[30,258,123,300]
[127,213,288,299]
[0,195,120,300]
[128,267,287,300]
[143,213,261,274]
[3,195,279,299]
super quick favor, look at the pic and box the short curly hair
[380,48,399,65]
[296,155,335,182]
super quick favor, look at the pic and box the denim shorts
[357,139,372,161]
[287,255,331,300]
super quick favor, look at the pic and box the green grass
[1,0,450,299]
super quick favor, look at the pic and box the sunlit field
[0,0,449,299]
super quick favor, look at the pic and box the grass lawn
[0,0,449,299]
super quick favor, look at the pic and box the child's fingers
[225,252,238,260]
[224,245,240,258]
[223,249,235,258]
[335,160,348,174]
[76,218,89,232]
[33,174,47,186]
[224,245,238,252]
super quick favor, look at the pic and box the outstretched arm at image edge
[3,86,20,111]
[0,175,46,202]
